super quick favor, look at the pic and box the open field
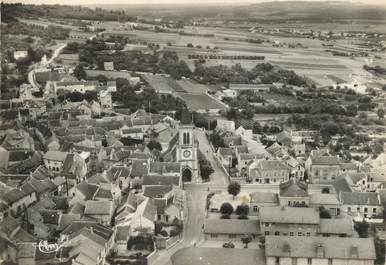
[176,80,208,94]
[268,60,347,69]
[142,75,175,93]
[176,93,227,112]
[18,18,78,30]
[327,75,347,84]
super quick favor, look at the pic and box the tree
[74,64,86,80]
[241,235,252,248]
[377,108,385,120]
[374,237,386,265]
[154,221,163,235]
[209,132,225,150]
[147,140,162,151]
[252,121,263,134]
[227,181,241,199]
[235,205,249,219]
[319,207,331,219]
[200,162,214,181]
[220,202,233,218]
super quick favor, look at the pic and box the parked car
[222,242,235,248]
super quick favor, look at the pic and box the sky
[3,0,386,6]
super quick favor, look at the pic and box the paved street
[150,129,332,265]
[150,130,229,265]
[195,129,229,186]
[28,43,66,89]
[150,185,207,265]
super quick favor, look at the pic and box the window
[290,232,294,236]
[328,258,333,265]
[253,206,258,212]
[347,207,351,212]
[357,207,360,212]
[298,232,302,236]
[373,208,377,213]
[292,258,297,265]
[210,234,218,238]
[307,258,312,265]
[364,207,368,213]
[306,232,311,237]
[275,231,280,236]
[275,257,280,265]
[265,231,270,236]
[264,223,270,227]
[229,234,236,239]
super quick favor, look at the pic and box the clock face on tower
[183,150,191,158]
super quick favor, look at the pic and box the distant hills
[247,1,386,20]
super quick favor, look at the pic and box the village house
[279,179,309,207]
[1,129,35,151]
[204,219,260,241]
[64,225,114,265]
[143,185,183,225]
[318,218,354,237]
[45,80,99,96]
[249,191,279,216]
[70,181,99,206]
[84,200,114,226]
[340,192,383,219]
[306,151,341,184]
[283,156,304,180]
[250,160,290,184]
[259,206,320,237]
[13,51,28,60]
[43,151,68,172]
[217,147,234,169]
[265,236,376,265]
[1,188,36,216]
[99,90,113,111]
[120,126,144,140]
[309,193,341,217]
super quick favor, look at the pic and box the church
[175,110,199,183]
[159,109,200,183]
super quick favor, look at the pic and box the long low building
[171,247,266,265]
[265,236,376,265]
[204,218,260,241]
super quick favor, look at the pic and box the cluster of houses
[201,175,383,265]
[0,104,203,264]
[206,119,386,265]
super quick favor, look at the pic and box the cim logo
[38,240,63,253]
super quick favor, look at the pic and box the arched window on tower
[183,132,190,145]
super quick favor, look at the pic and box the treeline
[1,3,134,23]
[187,54,265,60]
[193,62,309,86]
[363,65,386,75]
[1,22,70,40]
[76,39,192,79]
[113,78,187,113]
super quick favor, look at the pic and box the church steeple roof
[180,109,193,125]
